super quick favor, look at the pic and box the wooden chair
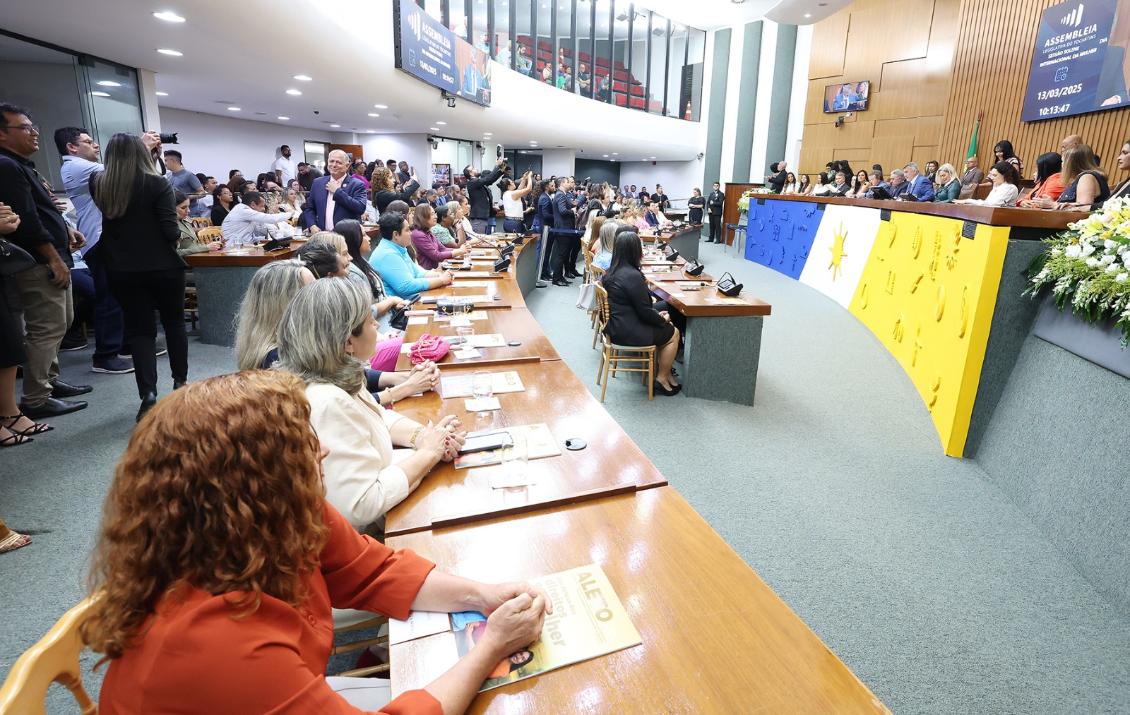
[589,265,605,349]
[593,283,655,402]
[189,216,212,229]
[329,611,389,678]
[0,598,97,714]
[196,226,224,245]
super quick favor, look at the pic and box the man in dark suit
[464,158,506,234]
[550,176,579,286]
[650,185,670,211]
[301,149,368,232]
[536,178,556,283]
[706,181,724,243]
[638,186,651,203]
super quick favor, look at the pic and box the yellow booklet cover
[454,564,642,692]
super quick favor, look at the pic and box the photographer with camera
[464,157,506,234]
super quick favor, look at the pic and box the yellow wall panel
[848,214,1009,455]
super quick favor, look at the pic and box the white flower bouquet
[1027,197,1130,345]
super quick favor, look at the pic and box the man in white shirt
[221,190,296,247]
[272,144,298,186]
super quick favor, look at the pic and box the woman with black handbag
[0,201,52,448]
[92,133,189,422]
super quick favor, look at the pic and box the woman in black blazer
[93,133,189,421]
[600,231,681,395]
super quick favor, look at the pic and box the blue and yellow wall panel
[847,214,1009,456]
[744,199,822,279]
[798,205,882,308]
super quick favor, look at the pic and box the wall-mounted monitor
[393,0,492,107]
[823,81,870,113]
[1021,0,1128,122]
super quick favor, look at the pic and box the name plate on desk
[440,371,526,398]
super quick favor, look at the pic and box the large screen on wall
[393,0,492,107]
[822,81,870,113]
[1021,0,1130,121]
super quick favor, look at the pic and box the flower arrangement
[737,188,774,216]
[1027,197,1130,344]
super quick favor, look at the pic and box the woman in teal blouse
[933,164,961,203]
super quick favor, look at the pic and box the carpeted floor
[2,239,1128,713]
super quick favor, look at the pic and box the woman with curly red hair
[83,370,551,713]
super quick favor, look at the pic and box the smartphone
[459,431,514,454]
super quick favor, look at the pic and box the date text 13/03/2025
[1035,83,1083,101]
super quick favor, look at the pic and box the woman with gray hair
[275,278,466,534]
[234,261,436,407]
[589,219,620,271]
[933,163,962,203]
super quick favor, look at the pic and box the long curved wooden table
[385,235,889,713]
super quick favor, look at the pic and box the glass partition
[629,7,648,111]
[555,0,574,92]
[423,0,443,22]
[684,28,706,121]
[472,0,489,55]
[494,0,512,69]
[647,13,667,114]
[594,0,613,102]
[449,0,468,39]
[576,0,593,97]
[611,0,630,108]
[513,0,535,77]
[536,0,553,84]
[665,23,686,118]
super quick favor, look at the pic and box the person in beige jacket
[275,278,466,535]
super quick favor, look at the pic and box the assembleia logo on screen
[409,10,422,41]
[1060,3,1085,28]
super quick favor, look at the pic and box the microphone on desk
[499,244,515,259]
[664,248,680,262]
[683,260,705,277]
[492,256,512,273]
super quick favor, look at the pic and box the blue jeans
[503,218,524,233]
[83,244,125,362]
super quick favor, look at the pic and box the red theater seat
[538,40,551,51]
[629,97,646,109]
[630,85,645,97]
[613,69,630,81]
[614,93,628,106]
[595,57,610,68]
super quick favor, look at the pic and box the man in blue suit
[301,149,368,232]
[549,176,579,286]
[901,162,936,202]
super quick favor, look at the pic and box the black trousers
[707,213,722,242]
[108,269,188,399]
[551,234,580,280]
[540,227,556,279]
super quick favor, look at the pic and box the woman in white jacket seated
[954,161,1020,207]
[275,278,467,535]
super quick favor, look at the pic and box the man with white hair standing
[302,149,368,232]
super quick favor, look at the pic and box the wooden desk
[385,360,666,536]
[389,487,888,714]
[419,278,524,310]
[394,307,560,371]
[183,241,305,345]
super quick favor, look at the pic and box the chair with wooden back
[189,216,212,229]
[593,282,654,402]
[196,226,224,245]
[0,598,98,715]
[589,265,605,349]
[330,610,389,677]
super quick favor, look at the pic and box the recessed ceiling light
[157,48,183,56]
[293,74,312,81]
[91,91,111,98]
[155,91,169,96]
[278,116,290,120]
[804,12,812,18]
[368,112,380,117]
[603,154,609,157]
[285,88,302,96]
[484,132,493,135]
[430,127,440,131]
[96,80,121,87]
[374,103,388,109]
[227,106,241,111]
[611,152,618,155]
[152,11,186,23]
[330,123,341,128]
[436,121,447,125]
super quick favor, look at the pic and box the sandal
[1,413,52,436]
[0,431,32,448]
[0,530,32,554]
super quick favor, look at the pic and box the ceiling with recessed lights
[1,0,846,161]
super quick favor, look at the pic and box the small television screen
[823,81,870,113]
[393,0,492,107]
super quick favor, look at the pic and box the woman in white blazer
[276,278,467,535]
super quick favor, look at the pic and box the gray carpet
[2,241,1128,713]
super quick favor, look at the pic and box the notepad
[451,271,499,278]
[453,423,560,469]
[462,333,506,348]
[422,294,493,304]
[464,396,502,412]
[453,347,482,360]
[407,316,430,325]
[389,610,451,646]
[440,371,526,398]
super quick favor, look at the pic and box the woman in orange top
[1018,152,1066,208]
[83,370,551,714]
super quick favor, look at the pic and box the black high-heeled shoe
[136,393,158,423]
[0,413,52,436]
[653,382,681,397]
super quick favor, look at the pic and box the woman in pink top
[410,204,468,270]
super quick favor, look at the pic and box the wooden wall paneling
[809,8,851,79]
